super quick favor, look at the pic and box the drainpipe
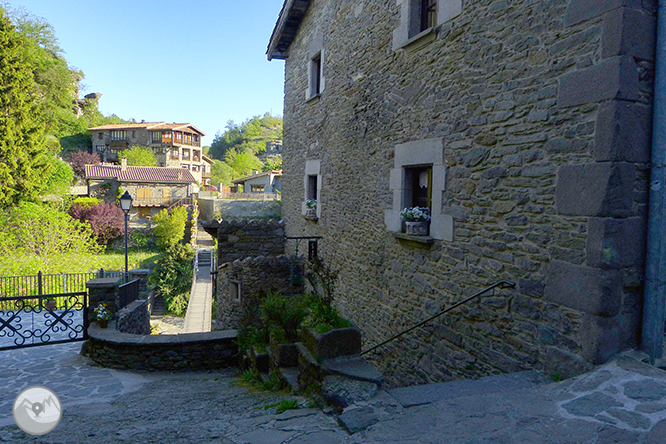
[642,0,666,366]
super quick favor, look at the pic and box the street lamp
[119,191,133,282]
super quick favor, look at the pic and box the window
[420,0,437,32]
[251,185,265,193]
[97,132,103,140]
[191,164,200,172]
[151,131,163,143]
[170,149,179,160]
[95,145,105,152]
[183,149,190,160]
[138,207,151,219]
[385,138,452,241]
[110,130,127,141]
[136,188,153,202]
[131,131,136,138]
[305,35,325,101]
[302,159,322,219]
[193,150,200,162]
[229,281,241,302]
[393,0,462,50]
[182,164,190,169]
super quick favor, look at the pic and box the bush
[69,201,125,246]
[150,244,194,317]
[67,151,100,178]
[152,206,188,250]
[260,292,308,343]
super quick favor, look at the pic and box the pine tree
[0,10,50,208]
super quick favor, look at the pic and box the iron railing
[0,291,88,350]
[118,279,141,310]
[0,269,123,301]
[361,280,516,356]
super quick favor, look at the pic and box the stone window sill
[306,93,321,104]
[304,214,319,223]
[398,27,437,52]
[392,232,434,247]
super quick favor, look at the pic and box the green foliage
[152,206,188,250]
[0,10,50,208]
[149,244,194,317]
[0,201,101,274]
[260,292,309,343]
[44,156,74,197]
[124,145,158,167]
[274,399,298,413]
[210,159,235,186]
[209,113,283,181]
[263,156,283,172]
[72,197,100,207]
[302,257,352,334]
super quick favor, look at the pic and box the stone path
[1,344,666,443]
[182,224,215,334]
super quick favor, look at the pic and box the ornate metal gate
[0,292,88,350]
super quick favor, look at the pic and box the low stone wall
[215,219,286,264]
[217,255,304,329]
[82,324,238,371]
[199,198,281,222]
[116,299,150,335]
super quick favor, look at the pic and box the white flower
[400,207,431,222]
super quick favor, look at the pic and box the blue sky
[4,0,286,146]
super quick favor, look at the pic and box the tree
[68,151,100,178]
[69,201,125,246]
[210,159,234,186]
[149,244,194,316]
[0,202,101,274]
[152,207,188,250]
[0,10,50,208]
[124,145,157,167]
[263,156,283,172]
[224,149,263,179]
[44,157,74,197]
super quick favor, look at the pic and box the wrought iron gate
[0,291,88,350]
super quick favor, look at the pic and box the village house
[231,170,283,194]
[85,160,196,220]
[267,0,663,385]
[88,122,213,184]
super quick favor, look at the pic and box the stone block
[602,7,656,60]
[586,217,646,268]
[544,260,623,316]
[555,163,635,217]
[300,326,362,360]
[594,100,652,162]
[558,56,639,108]
[564,0,644,27]
[581,311,639,364]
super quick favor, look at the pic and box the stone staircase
[152,295,166,316]
[244,326,384,412]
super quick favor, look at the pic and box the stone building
[231,170,283,194]
[267,0,663,385]
[88,122,213,184]
[85,161,196,220]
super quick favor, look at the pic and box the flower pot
[98,319,109,329]
[405,221,428,236]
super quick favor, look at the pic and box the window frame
[302,159,322,219]
[305,34,325,101]
[392,0,462,50]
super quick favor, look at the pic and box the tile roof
[85,164,196,183]
[88,122,205,135]
[232,170,283,184]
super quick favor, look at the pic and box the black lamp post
[119,191,133,282]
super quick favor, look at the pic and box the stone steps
[152,295,166,316]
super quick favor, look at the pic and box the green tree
[263,156,283,172]
[224,149,263,179]
[152,206,188,250]
[210,159,234,186]
[124,145,158,166]
[149,244,194,316]
[44,157,74,197]
[0,202,101,274]
[0,10,50,208]
[209,114,282,161]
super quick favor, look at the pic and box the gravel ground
[149,316,184,335]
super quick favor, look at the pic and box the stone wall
[277,0,655,386]
[116,299,151,335]
[217,255,304,329]
[198,198,282,222]
[82,324,238,371]
[215,219,286,264]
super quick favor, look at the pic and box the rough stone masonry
[273,0,656,386]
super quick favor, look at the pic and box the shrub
[69,201,125,246]
[260,292,308,343]
[68,151,100,178]
[150,244,194,317]
[152,206,188,250]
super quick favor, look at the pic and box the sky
[4,0,287,146]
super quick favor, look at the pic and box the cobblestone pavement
[1,343,666,443]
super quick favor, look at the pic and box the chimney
[121,157,127,171]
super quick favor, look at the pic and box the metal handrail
[361,280,516,356]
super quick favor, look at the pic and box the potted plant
[305,199,317,219]
[400,207,431,236]
[94,303,112,328]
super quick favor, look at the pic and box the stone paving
[1,343,666,443]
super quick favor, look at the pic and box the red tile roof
[85,164,196,183]
[88,122,205,135]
